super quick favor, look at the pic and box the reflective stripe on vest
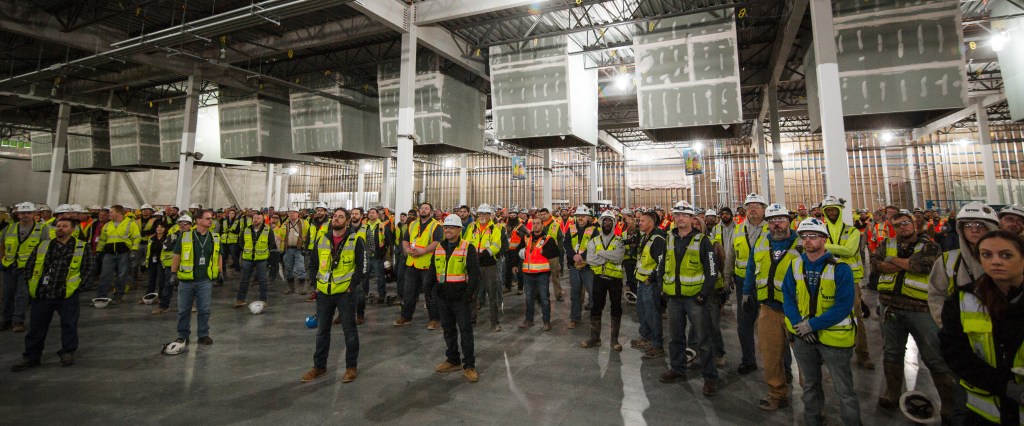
[523,235,551,273]
[28,239,86,298]
[406,219,439,270]
[783,257,856,348]
[958,291,1024,423]
[2,222,46,268]
[435,239,470,283]
[316,233,358,294]
[590,234,624,279]
[663,232,704,296]
[732,222,768,278]
[635,234,665,283]
[877,239,930,300]
[242,225,271,261]
[177,231,221,281]
[828,223,864,279]
[754,237,801,304]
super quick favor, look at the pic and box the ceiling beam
[758,0,807,121]
[414,0,541,26]
[598,130,627,156]
[911,93,1007,140]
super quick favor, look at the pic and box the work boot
[878,361,904,410]
[233,300,246,308]
[660,370,686,383]
[393,317,411,327]
[630,337,651,350]
[284,279,295,294]
[933,371,957,424]
[12,323,25,333]
[342,367,358,383]
[856,354,876,370]
[567,320,577,329]
[298,279,308,295]
[436,361,462,373]
[300,367,326,383]
[610,316,622,352]
[518,321,534,330]
[464,368,479,383]
[581,318,602,348]
[758,395,789,411]
[427,320,439,330]
[542,322,552,331]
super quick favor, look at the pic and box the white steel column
[768,87,786,204]
[754,119,770,198]
[459,154,468,206]
[356,160,366,208]
[274,174,283,209]
[45,102,71,208]
[880,148,892,206]
[264,164,275,208]
[810,0,854,223]
[977,106,999,204]
[589,146,599,202]
[174,69,201,210]
[543,149,553,210]
[907,146,920,208]
[395,27,418,213]
[382,156,393,209]
[623,151,632,208]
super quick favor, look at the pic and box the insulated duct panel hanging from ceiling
[219,88,313,163]
[109,115,167,169]
[290,73,389,160]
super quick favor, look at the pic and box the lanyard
[194,231,209,257]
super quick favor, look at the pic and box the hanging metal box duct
[489,35,598,149]
[805,0,968,131]
[290,74,389,159]
[159,102,186,164]
[632,12,742,142]
[30,131,62,172]
[378,57,485,155]
[109,115,167,168]
[218,88,313,163]
[67,120,117,172]
[992,3,1024,122]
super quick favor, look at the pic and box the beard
[770,228,788,239]
[331,223,346,231]
[602,223,613,234]
[419,212,430,219]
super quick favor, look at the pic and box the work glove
[795,320,814,336]
[799,332,819,345]
[695,294,706,306]
[742,294,756,313]
[168,275,179,287]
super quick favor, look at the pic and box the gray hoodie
[927,225,991,326]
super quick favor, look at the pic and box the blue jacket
[782,252,855,332]
[744,232,799,311]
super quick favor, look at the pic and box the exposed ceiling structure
[0,0,1015,151]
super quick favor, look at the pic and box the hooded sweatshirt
[822,205,862,278]
[927,221,995,326]
[782,251,855,332]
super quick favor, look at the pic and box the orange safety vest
[508,224,523,250]
[523,234,551,273]
[658,217,672,230]
[434,239,469,283]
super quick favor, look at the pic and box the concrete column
[45,103,71,208]
[623,154,631,208]
[768,87,786,205]
[274,174,283,209]
[810,0,854,223]
[382,156,393,209]
[907,146,920,208]
[356,160,366,208]
[977,106,999,204]
[543,149,553,210]
[174,68,202,210]
[395,27,418,214]
[880,149,892,206]
[589,147,599,202]
[420,167,428,204]
[264,164,275,208]
[459,154,468,206]
[280,175,290,209]
[754,118,770,198]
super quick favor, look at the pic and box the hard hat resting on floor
[161,339,187,355]
[957,202,999,226]
[744,193,766,206]
[249,301,265,315]
[477,203,493,214]
[797,218,829,236]
[442,215,463,228]
[305,315,318,329]
[92,298,112,309]
[899,390,939,424]
[142,293,159,305]
[765,203,790,219]
[671,201,694,215]
[998,204,1024,220]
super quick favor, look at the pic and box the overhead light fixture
[953,138,974,146]
[363,163,372,172]
[781,147,795,156]
[615,74,630,91]
[991,30,1008,52]
[881,132,894,143]
[287,166,298,175]
[444,159,455,168]
[692,142,704,152]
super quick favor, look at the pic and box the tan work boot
[393,317,411,327]
[878,361,904,409]
[464,368,479,383]
[300,367,327,383]
[342,367,358,383]
[567,320,577,329]
[233,300,246,308]
[426,320,439,330]
[435,361,462,373]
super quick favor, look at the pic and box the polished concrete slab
[1,272,936,425]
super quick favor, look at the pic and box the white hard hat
[671,200,695,215]
[189,203,200,209]
[102,205,111,211]
[142,293,159,305]
[88,205,102,211]
[999,204,1024,220]
[958,202,999,227]
[37,204,51,212]
[71,204,86,213]
[178,214,194,224]
[744,193,767,206]
[161,339,188,355]
[249,301,265,315]
[315,202,328,210]
[796,217,829,236]
[899,390,939,424]
[477,203,493,214]
[92,297,112,309]
[442,214,463,228]
[287,205,299,212]
[54,204,73,214]
[821,195,843,208]
[599,210,617,221]
[141,203,154,211]
[574,205,593,217]
[122,203,133,210]
[15,202,36,213]
[621,208,633,215]
[765,203,790,219]
[705,209,718,217]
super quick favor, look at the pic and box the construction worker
[819,195,874,370]
[96,205,141,305]
[219,207,243,275]
[660,201,719,396]
[234,211,276,309]
[504,209,526,295]
[38,204,53,226]
[152,215,192,315]
[731,193,769,375]
[394,202,443,329]
[790,204,809,230]
[704,208,728,367]
[282,206,310,295]
[783,217,860,426]
[998,204,1024,237]
[620,209,640,298]
[533,208,564,302]
[168,209,222,348]
[304,202,330,296]
[564,205,596,329]
[433,214,481,383]
[11,217,93,372]
[631,210,667,359]
[872,209,955,423]
[516,216,558,331]
[743,203,798,411]
[302,208,364,384]
[1,202,50,332]
[581,210,625,352]
[356,208,391,319]
[465,204,504,332]
[936,208,959,251]
[268,213,285,289]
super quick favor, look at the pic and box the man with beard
[465,204,504,331]
[163,206,180,229]
[732,194,768,376]
[432,214,482,382]
[304,202,331,296]
[620,209,640,298]
[1,202,50,332]
[581,210,625,352]
[219,207,243,275]
[631,211,667,359]
[563,205,596,329]
[356,208,391,316]
[96,205,141,305]
[456,206,473,238]
[235,211,276,309]
[516,216,559,331]
[820,195,874,370]
[394,203,444,329]
[998,204,1024,237]
[531,208,564,302]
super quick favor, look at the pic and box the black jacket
[432,239,481,304]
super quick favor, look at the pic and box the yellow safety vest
[942,250,978,296]
[315,232,358,295]
[406,218,439,270]
[635,233,665,284]
[241,225,271,261]
[467,221,502,258]
[2,222,47,268]
[435,239,470,283]
[784,257,856,348]
[177,231,221,280]
[753,237,801,304]
[220,218,241,244]
[569,224,596,255]
[877,238,930,301]
[28,239,87,299]
[663,231,705,296]
[827,222,864,280]
[957,290,1024,423]
[306,218,329,250]
[145,235,174,268]
[732,222,769,278]
[98,219,141,251]
[590,233,624,279]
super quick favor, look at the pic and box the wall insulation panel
[806,0,968,131]
[109,115,164,168]
[633,12,742,141]
[290,77,389,160]
[489,35,598,149]
[219,89,311,163]
[67,121,113,171]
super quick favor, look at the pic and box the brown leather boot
[878,361,904,409]
[610,316,622,352]
[581,317,601,348]
[300,367,326,383]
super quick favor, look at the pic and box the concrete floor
[1,271,938,425]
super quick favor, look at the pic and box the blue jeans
[97,252,131,300]
[668,296,718,380]
[225,243,241,272]
[880,305,951,374]
[791,338,861,426]
[237,260,268,302]
[637,280,664,349]
[734,275,758,366]
[523,273,551,324]
[569,266,594,322]
[401,267,439,321]
[395,252,407,300]
[159,267,174,309]
[1,267,29,324]
[177,278,212,340]
[314,291,358,369]
[282,248,305,280]
[24,292,80,361]
[438,295,475,368]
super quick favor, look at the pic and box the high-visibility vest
[241,225,271,261]
[784,257,856,348]
[139,217,159,237]
[732,221,769,278]
[28,238,87,299]
[569,224,596,255]
[523,234,551,273]
[658,217,672,231]
[306,218,328,250]
[622,230,638,261]
[467,221,501,257]
[177,231,221,281]
[753,237,801,304]
[590,233,624,279]
[663,232,705,296]
[362,220,386,250]
[219,218,241,244]
[877,238,930,301]
[508,224,523,250]
[435,239,470,283]
[145,235,174,268]
[98,219,141,252]
[2,222,47,268]
[315,232,358,295]
[957,290,1024,423]
[272,224,286,248]
[941,250,979,296]
[406,218,439,270]
[827,222,864,280]
[635,233,665,284]
[282,219,309,248]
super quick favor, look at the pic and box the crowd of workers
[3,195,1024,425]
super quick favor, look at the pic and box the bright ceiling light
[781,147,794,156]
[955,138,973,146]
[991,31,1008,52]
[881,132,894,143]
[363,163,372,172]
[287,166,298,175]
[615,74,630,91]
[444,159,455,168]
[692,142,704,152]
